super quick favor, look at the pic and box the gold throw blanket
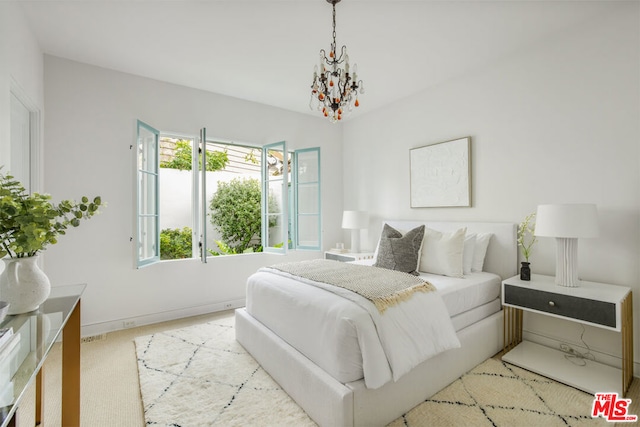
[269,259,435,313]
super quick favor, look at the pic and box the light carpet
[135,317,608,427]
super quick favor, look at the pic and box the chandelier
[310,0,364,123]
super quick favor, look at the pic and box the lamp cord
[559,324,595,366]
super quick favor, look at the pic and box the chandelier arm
[319,49,331,69]
[334,45,347,64]
[340,85,347,99]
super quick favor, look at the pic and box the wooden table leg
[35,312,46,426]
[62,300,81,426]
[35,370,43,426]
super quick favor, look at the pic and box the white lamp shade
[534,204,599,238]
[341,211,369,230]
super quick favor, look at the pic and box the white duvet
[254,267,461,389]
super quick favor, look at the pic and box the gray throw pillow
[373,224,425,275]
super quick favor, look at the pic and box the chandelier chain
[332,2,337,53]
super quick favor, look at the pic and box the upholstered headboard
[381,220,518,281]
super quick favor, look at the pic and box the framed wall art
[410,137,471,208]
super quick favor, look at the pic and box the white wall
[0,3,44,283]
[0,2,44,181]
[42,56,343,335]
[343,4,640,367]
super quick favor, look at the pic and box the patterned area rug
[134,315,315,426]
[389,358,607,427]
[135,317,606,426]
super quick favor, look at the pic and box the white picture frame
[410,137,471,208]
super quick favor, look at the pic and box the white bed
[236,221,517,426]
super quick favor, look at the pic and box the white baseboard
[80,298,246,338]
[523,329,639,379]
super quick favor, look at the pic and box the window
[135,120,160,267]
[262,141,288,254]
[293,148,321,250]
[135,121,321,268]
[157,135,197,261]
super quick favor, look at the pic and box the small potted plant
[517,212,537,281]
[0,170,103,313]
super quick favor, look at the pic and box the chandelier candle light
[310,0,363,122]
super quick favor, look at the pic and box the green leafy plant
[208,240,259,256]
[274,240,291,249]
[160,227,193,260]
[517,212,537,262]
[208,178,278,254]
[244,148,259,165]
[160,140,229,172]
[0,171,103,258]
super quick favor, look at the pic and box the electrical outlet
[123,320,136,329]
[224,303,233,309]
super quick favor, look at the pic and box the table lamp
[341,211,369,253]
[534,204,599,287]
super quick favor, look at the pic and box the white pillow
[419,227,466,277]
[471,233,493,272]
[463,233,477,275]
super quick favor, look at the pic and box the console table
[0,284,84,427]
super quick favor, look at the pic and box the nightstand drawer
[504,284,616,328]
[324,252,374,262]
[325,252,355,262]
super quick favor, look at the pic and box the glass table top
[0,284,85,427]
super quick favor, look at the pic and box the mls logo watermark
[592,393,637,422]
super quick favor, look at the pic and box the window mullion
[200,128,207,263]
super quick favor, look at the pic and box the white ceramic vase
[0,256,51,314]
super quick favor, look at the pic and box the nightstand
[502,274,633,396]
[324,251,374,262]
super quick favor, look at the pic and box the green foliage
[208,178,278,254]
[274,240,291,249]
[208,240,258,256]
[160,227,193,260]
[517,212,537,262]
[244,148,259,165]
[160,140,229,172]
[0,170,103,258]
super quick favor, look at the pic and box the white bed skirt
[235,307,504,427]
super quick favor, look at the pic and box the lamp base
[554,237,580,287]
[350,229,361,253]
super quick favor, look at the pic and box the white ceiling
[18,0,620,120]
